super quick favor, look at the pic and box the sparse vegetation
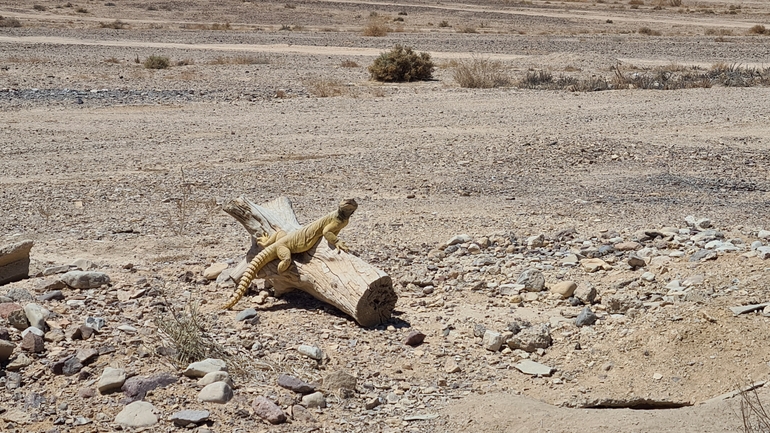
[740,384,770,433]
[368,45,435,82]
[306,78,347,97]
[33,4,47,11]
[340,60,359,68]
[0,15,22,27]
[210,22,231,31]
[519,70,553,88]
[638,26,662,36]
[362,20,389,36]
[748,24,768,35]
[75,7,88,13]
[453,57,512,88]
[104,56,121,64]
[208,55,270,65]
[144,55,170,69]
[439,20,450,27]
[458,26,478,33]
[100,19,128,29]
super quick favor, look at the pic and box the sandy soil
[2,0,770,432]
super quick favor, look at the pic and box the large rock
[198,381,233,403]
[323,370,357,393]
[506,324,552,353]
[278,374,315,394]
[252,396,286,424]
[122,373,177,401]
[0,339,15,361]
[516,268,545,292]
[0,240,33,285]
[170,409,210,427]
[0,302,22,319]
[60,271,110,289]
[183,358,227,377]
[21,329,45,352]
[550,281,577,299]
[23,303,49,331]
[482,329,504,351]
[114,401,158,428]
[301,391,327,408]
[97,367,126,394]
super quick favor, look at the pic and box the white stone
[114,401,158,428]
[514,359,554,376]
[301,391,327,408]
[198,371,233,387]
[97,367,126,394]
[297,344,323,360]
[482,330,504,352]
[198,381,233,403]
[184,358,228,378]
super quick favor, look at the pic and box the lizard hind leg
[276,245,293,273]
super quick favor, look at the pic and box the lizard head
[337,198,358,220]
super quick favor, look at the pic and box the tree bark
[222,196,397,327]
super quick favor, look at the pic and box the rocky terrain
[2,0,770,432]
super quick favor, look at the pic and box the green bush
[144,55,170,69]
[368,45,434,82]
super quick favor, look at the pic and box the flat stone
[198,381,233,403]
[506,324,552,352]
[114,401,158,428]
[758,230,770,240]
[297,344,323,360]
[730,303,770,316]
[70,258,96,271]
[60,271,110,289]
[517,268,545,292]
[603,293,643,314]
[198,371,233,387]
[292,404,317,422]
[514,359,554,376]
[0,302,22,319]
[526,234,545,248]
[37,290,65,302]
[446,234,472,246]
[404,330,425,347]
[36,279,66,292]
[170,409,210,427]
[184,358,227,378]
[44,328,65,343]
[203,262,228,280]
[323,370,357,392]
[550,281,577,299]
[580,258,612,272]
[23,303,49,331]
[42,265,72,276]
[482,329,504,351]
[575,306,598,327]
[117,324,137,333]
[614,241,640,251]
[628,255,646,268]
[0,240,33,285]
[122,373,177,401]
[76,348,99,365]
[97,367,126,394]
[365,397,382,410]
[6,352,33,371]
[278,374,315,394]
[444,357,461,373]
[0,339,15,361]
[85,317,105,331]
[252,396,286,424]
[62,356,84,375]
[559,254,579,267]
[301,391,327,408]
[5,287,33,302]
[235,308,258,322]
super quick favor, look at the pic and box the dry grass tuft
[33,4,47,11]
[519,70,554,88]
[638,26,662,36]
[144,55,170,69]
[369,44,435,82]
[100,19,128,29]
[104,56,121,64]
[458,26,478,33]
[453,57,512,88]
[439,20,450,27]
[0,16,22,27]
[76,7,88,13]
[739,383,770,433]
[340,59,359,68]
[208,55,270,65]
[307,79,347,97]
[748,25,767,35]
[362,20,389,36]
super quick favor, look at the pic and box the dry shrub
[458,26,478,33]
[629,0,644,4]
[100,19,128,29]
[669,0,682,5]
[33,4,47,11]
[211,22,231,31]
[368,44,434,82]
[307,79,347,97]
[748,24,767,35]
[144,55,170,69]
[340,59,359,68]
[739,383,770,433]
[76,7,88,13]
[438,20,450,27]
[638,26,662,35]
[362,20,389,36]
[453,57,512,88]
[104,56,121,64]
[518,70,553,88]
[208,55,269,65]
[0,16,22,27]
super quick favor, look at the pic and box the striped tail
[222,249,272,310]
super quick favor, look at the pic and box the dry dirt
[2,0,770,432]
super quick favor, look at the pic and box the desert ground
[2,0,770,432]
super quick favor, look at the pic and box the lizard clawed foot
[335,241,349,252]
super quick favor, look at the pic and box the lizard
[222,198,358,310]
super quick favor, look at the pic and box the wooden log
[222,196,397,327]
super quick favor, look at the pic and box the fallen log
[222,196,396,327]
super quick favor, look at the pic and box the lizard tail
[222,249,270,310]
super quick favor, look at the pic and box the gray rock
[473,323,487,338]
[114,401,158,428]
[76,348,99,365]
[323,370,357,392]
[21,329,44,352]
[198,381,233,403]
[404,330,425,346]
[514,359,554,376]
[0,240,33,285]
[482,329,504,352]
[297,344,323,360]
[695,218,712,231]
[575,306,598,327]
[97,367,126,394]
[750,241,764,250]
[603,293,643,314]
[506,324,552,352]
[183,358,227,378]
[0,339,15,361]
[122,373,177,401]
[6,353,33,371]
[516,268,545,292]
[8,309,30,331]
[627,255,646,268]
[757,246,770,260]
[43,265,72,276]
[235,308,258,322]
[37,290,65,302]
[23,303,49,331]
[85,317,106,331]
[365,397,383,410]
[758,230,770,240]
[60,271,110,289]
[730,303,770,316]
[278,374,315,394]
[62,356,84,375]
[252,396,286,424]
[170,409,210,427]
[301,391,327,408]
[198,371,233,387]
[526,234,545,248]
[292,404,317,422]
[446,234,472,246]
[5,287,34,302]
[71,258,97,271]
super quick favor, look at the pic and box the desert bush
[362,21,389,36]
[638,26,662,35]
[211,22,231,31]
[340,59,359,68]
[0,16,22,27]
[33,4,47,11]
[669,0,682,5]
[748,24,767,35]
[105,2,116,6]
[368,45,434,82]
[458,26,478,33]
[307,79,346,97]
[100,19,128,29]
[518,70,553,88]
[453,57,512,88]
[739,383,770,433]
[208,55,269,65]
[144,55,170,69]
[104,56,121,64]
[76,7,88,13]
[439,20,450,27]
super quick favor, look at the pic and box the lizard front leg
[276,244,293,273]
[323,230,349,252]
[257,230,286,248]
